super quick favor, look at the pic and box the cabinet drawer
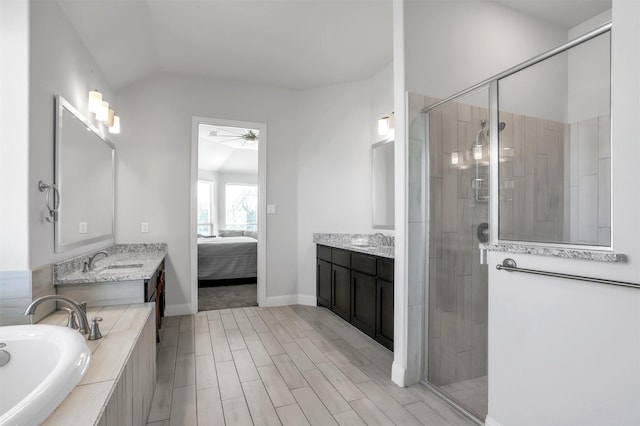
[317,245,332,262]
[377,258,394,282]
[332,248,351,268]
[351,252,376,275]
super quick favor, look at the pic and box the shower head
[483,121,506,138]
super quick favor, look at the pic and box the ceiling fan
[207,126,259,147]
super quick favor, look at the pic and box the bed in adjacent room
[197,234,257,282]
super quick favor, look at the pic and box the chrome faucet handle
[79,301,87,314]
[88,317,103,341]
[62,307,79,330]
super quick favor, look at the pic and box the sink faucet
[373,233,393,247]
[24,295,90,334]
[83,250,109,272]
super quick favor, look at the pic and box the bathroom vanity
[314,234,394,350]
[54,243,167,333]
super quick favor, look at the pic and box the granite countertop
[313,233,395,259]
[480,242,626,263]
[55,243,167,285]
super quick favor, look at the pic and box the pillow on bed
[243,230,258,239]
[218,229,244,237]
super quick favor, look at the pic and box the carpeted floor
[198,283,257,311]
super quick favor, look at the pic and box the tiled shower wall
[568,115,611,246]
[426,98,490,387]
[415,93,609,388]
[498,113,566,243]
[425,101,569,387]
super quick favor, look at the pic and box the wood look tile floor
[147,305,475,426]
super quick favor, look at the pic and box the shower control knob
[477,222,489,243]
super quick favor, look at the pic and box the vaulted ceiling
[56,0,394,91]
[56,0,610,92]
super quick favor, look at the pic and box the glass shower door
[425,87,490,420]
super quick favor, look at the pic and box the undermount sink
[99,263,143,274]
[0,324,90,425]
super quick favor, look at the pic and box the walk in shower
[413,22,612,423]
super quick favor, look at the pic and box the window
[197,180,215,236]
[225,183,257,231]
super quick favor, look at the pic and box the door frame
[189,116,267,313]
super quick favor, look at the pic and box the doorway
[190,117,267,312]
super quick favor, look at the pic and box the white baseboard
[485,416,502,426]
[261,294,317,307]
[297,294,317,306]
[391,361,406,387]
[165,303,196,316]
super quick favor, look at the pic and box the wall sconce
[377,112,395,138]
[451,152,459,165]
[87,90,121,133]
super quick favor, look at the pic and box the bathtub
[0,324,90,425]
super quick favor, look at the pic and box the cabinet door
[351,271,376,338]
[317,259,332,308]
[376,278,394,350]
[332,264,351,321]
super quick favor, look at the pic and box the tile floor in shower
[440,376,488,419]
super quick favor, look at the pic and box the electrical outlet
[79,222,88,234]
[141,222,149,233]
[267,204,277,214]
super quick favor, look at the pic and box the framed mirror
[55,96,115,252]
[497,30,611,247]
[372,140,395,229]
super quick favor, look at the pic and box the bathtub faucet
[24,295,90,335]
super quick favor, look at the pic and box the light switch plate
[267,204,277,214]
[141,222,149,233]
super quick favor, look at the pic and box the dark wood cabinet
[351,271,376,337]
[316,244,394,351]
[317,259,332,309]
[376,278,394,349]
[331,264,351,321]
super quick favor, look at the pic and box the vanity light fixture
[96,100,109,121]
[87,90,102,114]
[109,115,120,134]
[377,112,395,137]
[104,109,115,127]
[87,90,121,133]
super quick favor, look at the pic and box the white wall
[0,0,30,271]
[487,2,639,425]
[295,64,394,300]
[114,73,299,312]
[567,10,612,123]
[29,0,115,267]
[405,1,567,101]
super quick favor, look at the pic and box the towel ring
[38,180,60,223]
